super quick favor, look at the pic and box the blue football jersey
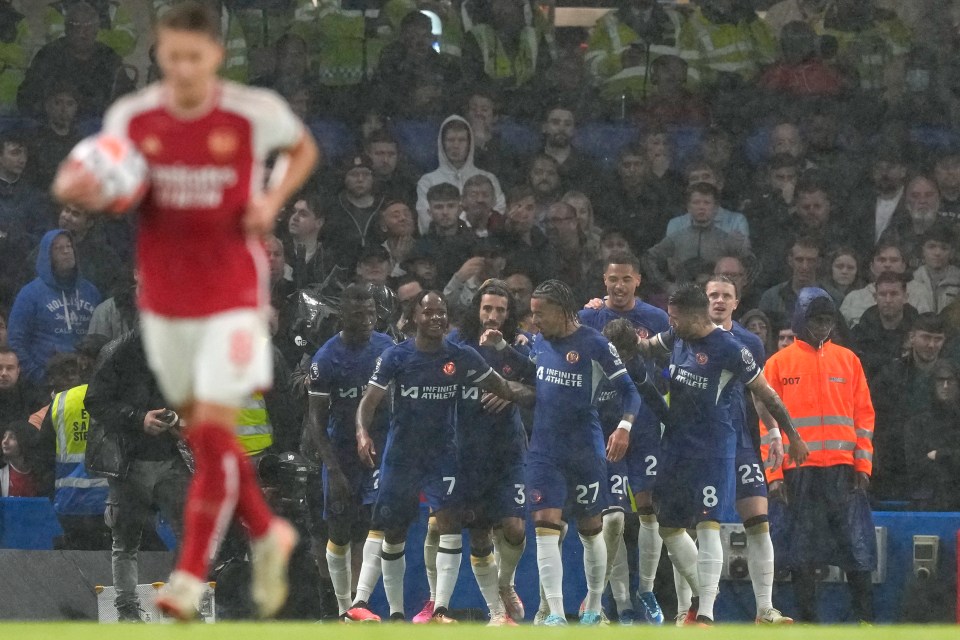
[308,331,395,447]
[445,329,528,456]
[529,325,635,459]
[578,300,670,341]
[369,338,493,454]
[728,322,767,449]
[657,327,761,459]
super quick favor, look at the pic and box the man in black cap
[325,154,386,271]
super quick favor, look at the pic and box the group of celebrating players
[305,251,808,626]
[51,2,809,625]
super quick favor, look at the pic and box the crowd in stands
[1,0,960,548]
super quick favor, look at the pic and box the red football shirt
[103,82,304,317]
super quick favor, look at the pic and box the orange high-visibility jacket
[759,338,875,482]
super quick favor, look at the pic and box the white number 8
[702,485,718,508]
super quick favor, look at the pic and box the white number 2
[610,475,626,495]
[576,482,600,504]
[739,464,764,485]
[645,455,657,476]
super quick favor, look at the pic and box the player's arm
[245,130,320,235]
[479,328,536,378]
[636,331,671,360]
[607,370,640,463]
[746,375,809,465]
[304,393,334,466]
[751,392,784,471]
[356,384,387,469]
[477,370,536,408]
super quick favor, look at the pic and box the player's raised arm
[246,130,320,235]
[355,384,387,468]
[477,370,536,409]
[746,375,809,465]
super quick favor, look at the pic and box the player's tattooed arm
[636,331,670,360]
[747,377,810,465]
[478,371,536,408]
[356,384,387,468]
[751,393,785,470]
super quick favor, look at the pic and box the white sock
[610,534,632,613]
[471,551,503,615]
[536,526,565,617]
[353,531,383,605]
[695,524,724,621]
[746,521,775,614]
[580,530,607,613]
[381,540,406,616]
[638,514,662,593]
[496,531,525,589]
[674,564,692,614]
[424,518,439,601]
[662,528,700,598]
[602,510,624,583]
[325,541,352,614]
[435,533,462,610]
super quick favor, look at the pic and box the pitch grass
[2,623,959,640]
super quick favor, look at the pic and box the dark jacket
[903,399,960,510]
[84,330,181,463]
[851,303,917,379]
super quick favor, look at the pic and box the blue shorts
[654,453,734,529]
[734,443,768,501]
[625,418,661,494]
[526,452,607,519]
[605,457,630,512]
[372,447,459,530]
[460,446,526,528]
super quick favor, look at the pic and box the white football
[66,134,148,215]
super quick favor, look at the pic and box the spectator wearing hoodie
[415,115,506,234]
[7,230,101,386]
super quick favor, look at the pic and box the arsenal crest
[208,127,239,161]
[696,352,708,365]
[443,361,456,375]
[566,351,580,364]
[140,135,162,156]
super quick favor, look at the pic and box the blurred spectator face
[467,94,495,132]
[50,234,76,278]
[402,17,434,55]
[529,157,561,197]
[911,328,946,363]
[0,141,27,180]
[934,370,960,403]
[506,195,536,234]
[345,167,374,198]
[562,193,594,233]
[831,253,858,288]
[397,280,424,305]
[0,351,18,389]
[368,141,399,177]
[714,256,747,294]
[463,181,494,218]
[905,177,941,223]
[770,165,799,196]
[407,258,437,283]
[777,327,796,351]
[874,280,906,319]
[745,316,769,343]
[64,3,99,58]
[934,155,960,196]
[617,153,645,188]
[380,202,415,238]
[871,159,907,194]
[1,430,21,460]
[265,236,285,284]
[59,205,93,235]
[45,90,79,131]
[687,166,721,189]
[544,202,579,246]
[543,108,575,148]
[600,232,631,263]
[770,124,804,157]
[288,199,322,239]
[922,239,953,271]
[796,189,831,228]
[361,111,385,139]
[442,125,470,168]
[356,256,390,285]
[505,273,534,313]
[0,315,7,345]
[428,197,460,232]
[788,244,820,287]
[688,191,718,227]
[870,246,906,278]
[701,133,732,167]
[644,132,671,162]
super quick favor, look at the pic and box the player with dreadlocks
[525,280,643,625]
[424,278,533,625]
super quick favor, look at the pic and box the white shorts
[141,308,273,408]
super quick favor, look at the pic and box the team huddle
[307,252,807,626]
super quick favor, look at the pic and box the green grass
[2,623,959,640]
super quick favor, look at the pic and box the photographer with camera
[85,329,190,622]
